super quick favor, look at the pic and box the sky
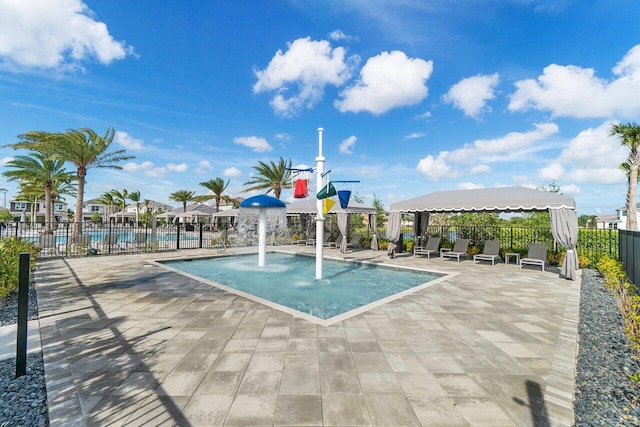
[1,0,640,216]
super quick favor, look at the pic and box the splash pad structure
[238,194,287,267]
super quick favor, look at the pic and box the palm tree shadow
[513,380,550,427]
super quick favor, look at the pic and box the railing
[619,230,639,286]
[0,221,263,258]
[0,221,622,266]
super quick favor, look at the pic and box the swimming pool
[158,252,448,324]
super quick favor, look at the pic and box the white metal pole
[258,208,267,267]
[315,127,325,280]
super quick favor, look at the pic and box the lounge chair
[520,243,548,271]
[97,233,120,254]
[414,236,441,259]
[38,234,59,257]
[346,234,362,249]
[126,232,148,252]
[473,240,501,265]
[441,238,470,262]
[69,234,93,255]
[323,231,337,248]
[305,230,316,246]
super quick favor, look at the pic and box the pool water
[160,252,445,321]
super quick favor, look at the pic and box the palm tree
[243,157,292,199]
[2,152,74,233]
[198,178,230,212]
[610,123,640,230]
[110,189,129,223]
[9,127,134,237]
[129,190,141,223]
[169,189,196,212]
[97,192,116,222]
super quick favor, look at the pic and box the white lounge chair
[126,232,148,252]
[97,233,120,254]
[441,239,470,262]
[323,231,337,248]
[473,240,501,265]
[520,243,548,271]
[414,236,441,259]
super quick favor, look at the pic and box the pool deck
[33,245,579,426]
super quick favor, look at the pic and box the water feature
[238,194,288,267]
[159,252,446,322]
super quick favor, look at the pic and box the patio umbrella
[20,210,26,223]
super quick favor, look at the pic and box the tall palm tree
[198,178,230,212]
[97,192,116,222]
[110,189,129,223]
[243,157,292,199]
[610,122,640,230]
[9,127,134,237]
[2,152,74,233]
[169,189,196,212]
[129,190,142,223]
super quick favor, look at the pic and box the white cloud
[443,73,499,119]
[416,152,451,181]
[122,161,166,178]
[403,133,426,141]
[0,0,134,71]
[1,156,13,166]
[195,160,212,174]
[471,165,491,174]
[328,30,357,42]
[561,183,581,195]
[253,37,355,117]
[122,161,153,172]
[447,122,559,164]
[509,44,640,119]
[167,163,188,172]
[144,168,166,179]
[458,182,485,190]
[335,50,433,115]
[414,111,432,121]
[114,131,144,150]
[339,135,358,154]
[234,135,273,152]
[274,133,292,142]
[223,166,242,178]
[537,121,627,184]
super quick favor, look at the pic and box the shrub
[597,255,640,353]
[378,238,389,250]
[0,238,39,300]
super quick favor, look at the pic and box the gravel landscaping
[1,269,639,426]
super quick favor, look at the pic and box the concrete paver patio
[34,245,580,426]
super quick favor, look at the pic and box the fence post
[176,223,181,250]
[199,223,203,249]
[15,253,30,378]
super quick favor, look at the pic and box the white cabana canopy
[211,208,240,218]
[390,186,575,213]
[286,198,376,214]
[388,186,579,280]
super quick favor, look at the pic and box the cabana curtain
[337,212,349,253]
[386,211,401,257]
[370,213,379,251]
[549,208,579,280]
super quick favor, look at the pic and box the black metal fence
[619,230,640,286]
[0,221,268,258]
[378,225,619,264]
[0,221,623,267]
